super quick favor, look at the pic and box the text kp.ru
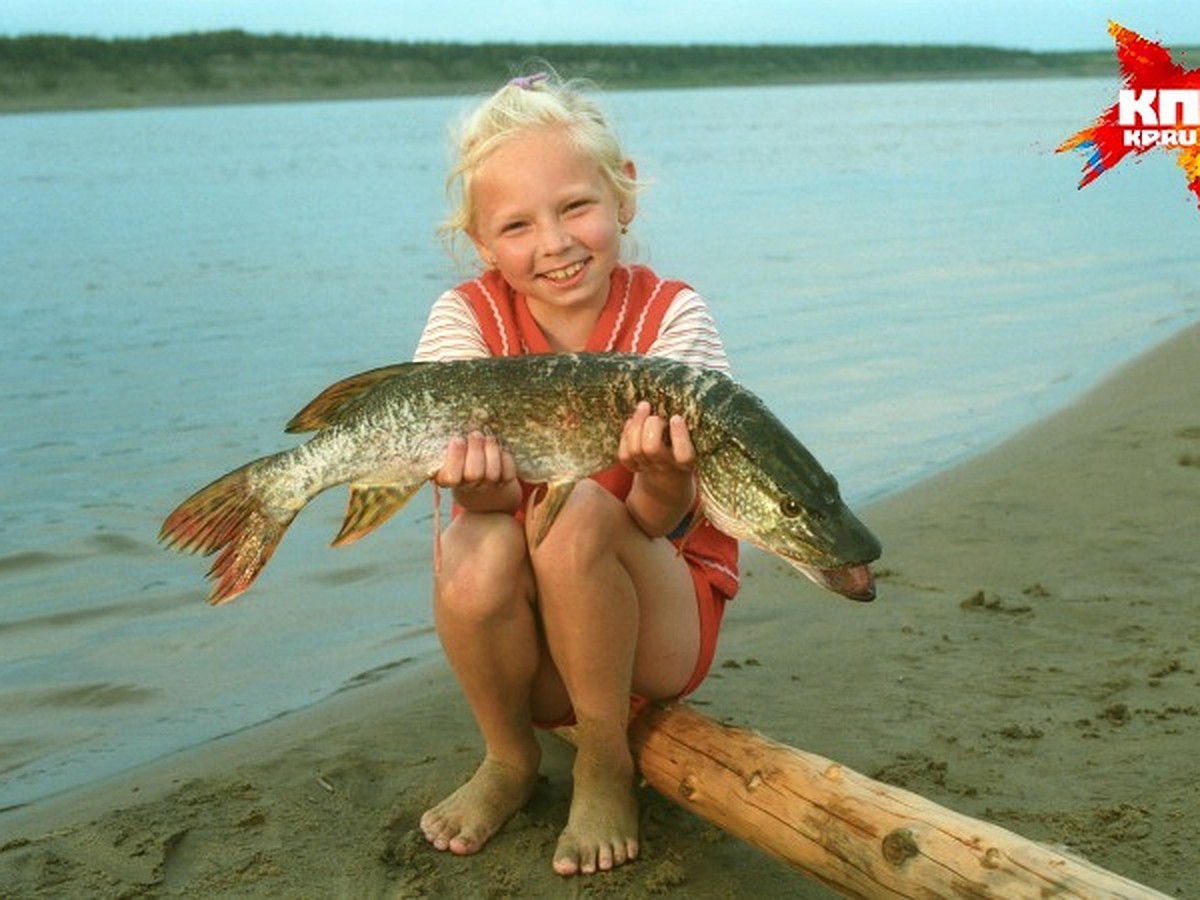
[1119,88,1199,147]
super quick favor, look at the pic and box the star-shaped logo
[1058,21,1200,210]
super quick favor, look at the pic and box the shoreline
[0,67,1109,116]
[3,323,1198,896]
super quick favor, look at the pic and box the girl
[414,70,739,876]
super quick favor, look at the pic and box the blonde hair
[439,68,642,256]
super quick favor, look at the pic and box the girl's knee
[528,480,628,572]
[436,513,531,620]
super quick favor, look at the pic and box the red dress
[421,264,739,705]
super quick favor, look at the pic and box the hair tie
[509,72,549,90]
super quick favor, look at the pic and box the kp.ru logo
[1058,21,1200,210]
[1118,89,1198,147]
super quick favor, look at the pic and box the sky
[2,1,1199,52]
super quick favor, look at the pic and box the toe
[419,812,446,848]
[552,853,579,876]
[553,834,585,876]
[449,831,482,856]
[597,842,615,871]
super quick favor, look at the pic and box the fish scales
[161,353,881,604]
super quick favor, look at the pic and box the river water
[1,78,1196,810]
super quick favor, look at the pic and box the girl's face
[468,127,633,321]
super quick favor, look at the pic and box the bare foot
[552,745,639,875]
[420,755,539,855]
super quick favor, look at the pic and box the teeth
[544,261,585,282]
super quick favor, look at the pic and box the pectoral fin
[529,480,578,547]
[333,482,423,546]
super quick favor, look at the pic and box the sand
[2,323,1198,898]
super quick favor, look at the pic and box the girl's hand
[436,432,521,512]
[619,401,695,473]
[619,401,697,536]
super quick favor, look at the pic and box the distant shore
[0,30,1124,114]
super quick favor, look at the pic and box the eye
[779,497,803,518]
[779,497,825,522]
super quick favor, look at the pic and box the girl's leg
[528,480,701,876]
[420,511,560,855]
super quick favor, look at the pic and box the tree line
[0,30,1119,111]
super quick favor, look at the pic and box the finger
[618,425,636,468]
[628,401,652,439]
[668,415,696,467]
[482,434,505,483]
[435,436,467,487]
[499,446,517,483]
[461,432,489,484]
[619,402,651,463]
[640,413,667,456]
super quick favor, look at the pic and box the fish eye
[780,496,825,522]
[779,497,803,518]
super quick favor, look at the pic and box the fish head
[696,386,882,602]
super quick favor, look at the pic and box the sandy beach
[3,321,1198,898]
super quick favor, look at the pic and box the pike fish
[160,353,881,605]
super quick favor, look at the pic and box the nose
[538,218,573,255]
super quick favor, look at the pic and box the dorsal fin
[285,363,415,433]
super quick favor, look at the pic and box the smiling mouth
[542,260,587,282]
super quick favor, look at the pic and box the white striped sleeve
[646,289,732,374]
[413,290,491,362]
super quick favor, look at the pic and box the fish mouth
[796,562,877,602]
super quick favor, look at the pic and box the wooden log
[627,702,1167,899]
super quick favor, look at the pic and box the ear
[618,159,638,225]
[467,230,497,269]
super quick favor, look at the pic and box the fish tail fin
[159,456,296,605]
[332,482,423,547]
